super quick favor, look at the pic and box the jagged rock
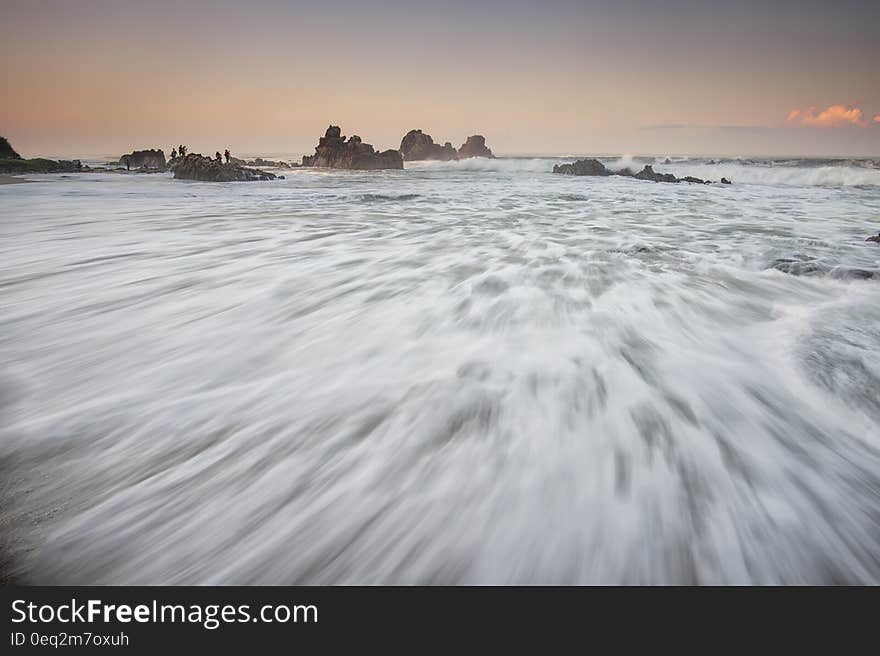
[171,154,279,182]
[302,125,403,170]
[553,158,724,184]
[867,233,880,243]
[399,130,458,161]
[552,158,610,176]
[0,136,21,160]
[458,135,495,159]
[634,165,682,183]
[119,149,166,170]
[721,178,732,184]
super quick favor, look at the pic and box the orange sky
[2,0,879,158]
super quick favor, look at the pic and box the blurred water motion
[1,160,879,584]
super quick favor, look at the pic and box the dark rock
[302,125,403,170]
[867,233,880,243]
[721,177,732,184]
[0,136,21,160]
[634,165,681,183]
[399,130,458,161]
[552,158,722,184]
[458,135,495,159]
[0,158,82,174]
[171,154,279,182]
[770,258,875,279]
[552,158,610,176]
[119,149,166,170]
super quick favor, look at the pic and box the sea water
[1,156,878,583]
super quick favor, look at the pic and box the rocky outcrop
[552,159,610,176]
[302,126,403,170]
[867,233,880,244]
[119,149,166,170]
[0,158,82,174]
[458,135,495,159]
[0,137,80,173]
[399,130,458,161]
[0,137,21,160]
[552,158,726,184]
[171,154,280,182]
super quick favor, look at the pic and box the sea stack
[458,135,495,159]
[399,130,458,161]
[119,149,166,170]
[302,125,403,170]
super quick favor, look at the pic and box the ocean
[1,155,879,583]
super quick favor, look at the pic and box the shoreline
[0,175,34,185]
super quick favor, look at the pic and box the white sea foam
[1,163,879,584]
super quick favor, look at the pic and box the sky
[2,0,879,158]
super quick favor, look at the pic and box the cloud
[786,104,870,127]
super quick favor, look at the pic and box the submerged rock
[458,135,495,159]
[0,136,21,160]
[399,129,458,161]
[770,257,875,279]
[302,125,403,170]
[553,158,724,184]
[119,149,166,170]
[867,233,880,243]
[171,154,280,182]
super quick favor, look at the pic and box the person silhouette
[171,148,177,159]
[180,145,187,157]
[224,149,230,164]
[215,151,222,163]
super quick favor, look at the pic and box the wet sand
[0,175,34,185]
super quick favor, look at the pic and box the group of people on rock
[170,145,231,165]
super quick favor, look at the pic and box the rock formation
[119,149,166,170]
[867,233,880,244]
[171,154,280,182]
[302,126,403,170]
[552,158,610,177]
[458,135,495,159]
[552,158,726,184]
[0,137,21,160]
[0,157,82,174]
[399,130,458,161]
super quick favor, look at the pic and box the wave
[405,156,880,186]
[658,162,880,187]
[358,193,421,202]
